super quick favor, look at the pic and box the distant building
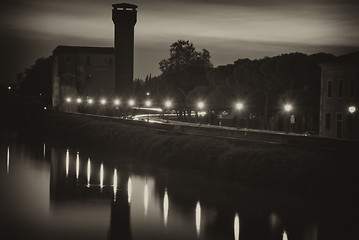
[320,52,359,139]
[52,46,115,112]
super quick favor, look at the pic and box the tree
[159,40,213,119]
[17,56,53,101]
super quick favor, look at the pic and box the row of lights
[65,96,356,114]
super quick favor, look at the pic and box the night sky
[1,0,358,85]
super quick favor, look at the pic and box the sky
[1,0,359,85]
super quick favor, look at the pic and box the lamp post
[114,99,120,117]
[284,104,292,133]
[164,100,172,123]
[128,99,135,118]
[197,101,204,126]
[66,97,71,112]
[145,100,151,122]
[348,106,356,139]
[235,102,243,130]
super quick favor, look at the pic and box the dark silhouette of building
[52,46,115,112]
[112,3,137,98]
[320,52,359,139]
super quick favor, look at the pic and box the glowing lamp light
[165,100,172,108]
[284,104,292,112]
[100,98,107,105]
[66,97,72,103]
[197,101,204,110]
[114,99,120,106]
[76,98,82,103]
[87,98,93,104]
[236,102,243,111]
[145,100,152,107]
[349,106,356,114]
[129,99,135,106]
[8,86,11,90]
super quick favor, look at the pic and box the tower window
[338,80,343,98]
[327,80,333,98]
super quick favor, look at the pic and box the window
[327,80,333,98]
[338,80,343,98]
[325,113,331,130]
[86,57,91,66]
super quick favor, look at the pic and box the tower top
[112,3,137,10]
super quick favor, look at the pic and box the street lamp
[100,98,107,105]
[197,101,204,125]
[235,102,243,130]
[145,100,151,122]
[66,97,71,112]
[348,106,356,139]
[114,99,121,106]
[76,98,82,104]
[164,100,172,122]
[349,106,356,114]
[284,104,293,133]
[87,98,93,104]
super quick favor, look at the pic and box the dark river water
[0,134,358,240]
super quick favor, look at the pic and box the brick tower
[112,3,137,97]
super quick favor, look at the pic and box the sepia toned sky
[1,0,358,85]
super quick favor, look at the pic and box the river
[0,133,357,240]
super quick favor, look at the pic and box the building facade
[52,46,115,112]
[320,52,359,139]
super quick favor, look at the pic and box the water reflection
[196,201,201,237]
[6,146,10,173]
[87,158,91,187]
[43,143,46,159]
[76,152,80,180]
[283,230,288,240]
[144,179,149,217]
[163,188,169,228]
[2,141,358,240]
[234,213,240,240]
[113,168,118,201]
[100,163,104,189]
[128,177,132,203]
[65,149,69,177]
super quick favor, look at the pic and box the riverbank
[1,96,358,198]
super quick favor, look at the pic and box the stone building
[52,46,115,112]
[320,52,359,139]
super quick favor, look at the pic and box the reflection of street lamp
[284,104,292,133]
[164,100,172,122]
[235,102,243,130]
[197,101,204,125]
[145,100,151,122]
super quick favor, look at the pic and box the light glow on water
[65,149,69,177]
[144,180,149,217]
[196,201,201,237]
[76,152,80,180]
[163,188,169,228]
[6,146,10,173]
[87,158,91,187]
[283,230,288,240]
[234,213,240,240]
[100,163,104,189]
[113,168,118,201]
[128,177,132,203]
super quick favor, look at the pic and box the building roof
[112,3,137,10]
[53,45,114,55]
[320,51,359,67]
